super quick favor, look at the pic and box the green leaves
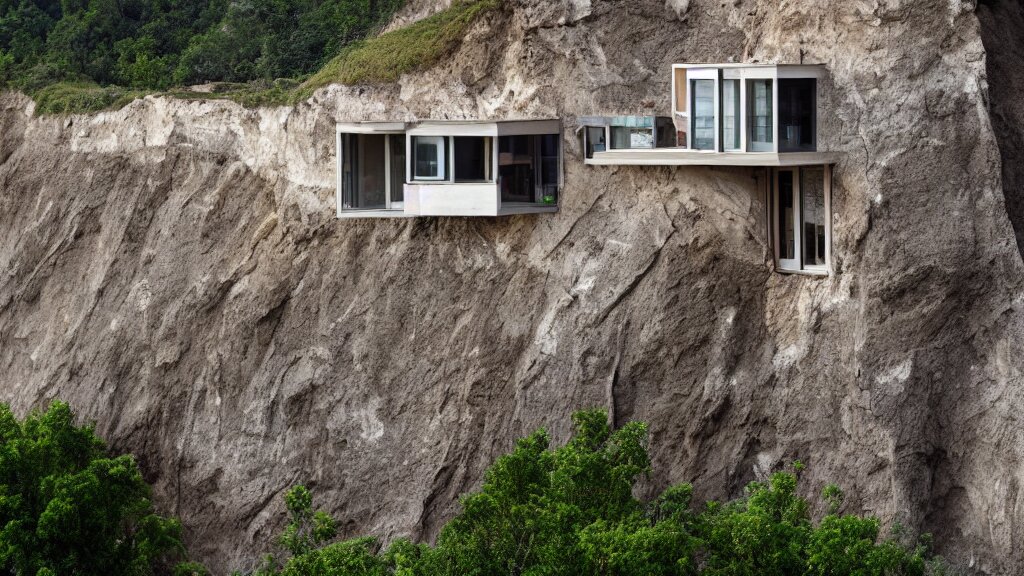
[0,401,188,576]
[250,412,940,576]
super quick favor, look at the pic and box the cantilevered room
[580,63,840,275]
[336,120,562,218]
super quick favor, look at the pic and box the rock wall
[1,0,1023,573]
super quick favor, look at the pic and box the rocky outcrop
[1,0,1023,573]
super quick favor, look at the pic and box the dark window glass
[389,134,405,203]
[342,133,387,210]
[453,137,489,182]
[499,135,535,203]
[778,170,795,260]
[585,127,606,158]
[779,78,816,152]
[413,136,445,180]
[539,134,559,204]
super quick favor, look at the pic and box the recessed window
[722,79,741,151]
[779,78,817,152]
[499,134,560,205]
[339,132,404,211]
[413,136,445,180]
[691,79,716,150]
[453,136,491,182]
[584,126,607,158]
[748,79,773,152]
[772,165,831,273]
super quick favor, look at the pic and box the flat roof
[586,148,842,167]
[673,63,827,69]
[337,119,562,137]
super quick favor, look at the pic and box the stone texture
[1,0,1024,574]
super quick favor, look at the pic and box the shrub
[249,410,941,576]
[0,401,189,576]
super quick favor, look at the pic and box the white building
[336,119,562,218]
[581,63,840,275]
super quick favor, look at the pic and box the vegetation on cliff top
[0,0,501,114]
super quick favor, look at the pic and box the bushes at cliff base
[251,409,937,576]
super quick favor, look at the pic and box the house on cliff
[580,63,840,275]
[335,63,839,275]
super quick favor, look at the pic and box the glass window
[778,170,796,261]
[656,117,677,148]
[389,134,405,203]
[413,136,445,180]
[748,79,773,152]
[610,117,655,149]
[691,79,715,150]
[722,79,740,151]
[801,166,827,267]
[453,136,490,182]
[342,133,387,210]
[499,135,535,203]
[585,126,606,158]
[773,166,830,273]
[539,134,559,205]
[498,135,559,205]
[779,78,816,152]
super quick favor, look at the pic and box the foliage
[296,0,500,99]
[0,0,410,112]
[0,401,189,576]
[247,409,938,576]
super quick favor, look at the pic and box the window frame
[337,130,405,214]
[687,68,719,152]
[771,165,832,275]
[411,135,447,181]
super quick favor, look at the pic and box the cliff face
[1,0,1023,573]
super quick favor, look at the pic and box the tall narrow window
[748,79,773,152]
[778,169,796,262]
[722,79,740,151]
[801,166,827,268]
[453,137,490,182]
[389,134,405,204]
[539,134,560,204]
[691,79,715,150]
[779,78,816,152]
[342,134,388,210]
[413,136,445,181]
[772,166,830,273]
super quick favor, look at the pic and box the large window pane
[778,170,795,261]
[801,166,827,267]
[779,79,816,152]
[585,127,606,157]
[748,79,773,151]
[539,134,559,204]
[499,135,535,203]
[454,136,490,182]
[723,79,740,151]
[691,79,715,150]
[342,133,387,210]
[413,136,445,180]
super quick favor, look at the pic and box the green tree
[0,401,187,575]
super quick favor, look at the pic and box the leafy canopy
[0,401,186,576]
[247,409,935,576]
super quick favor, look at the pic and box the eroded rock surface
[1,0,1023,573]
